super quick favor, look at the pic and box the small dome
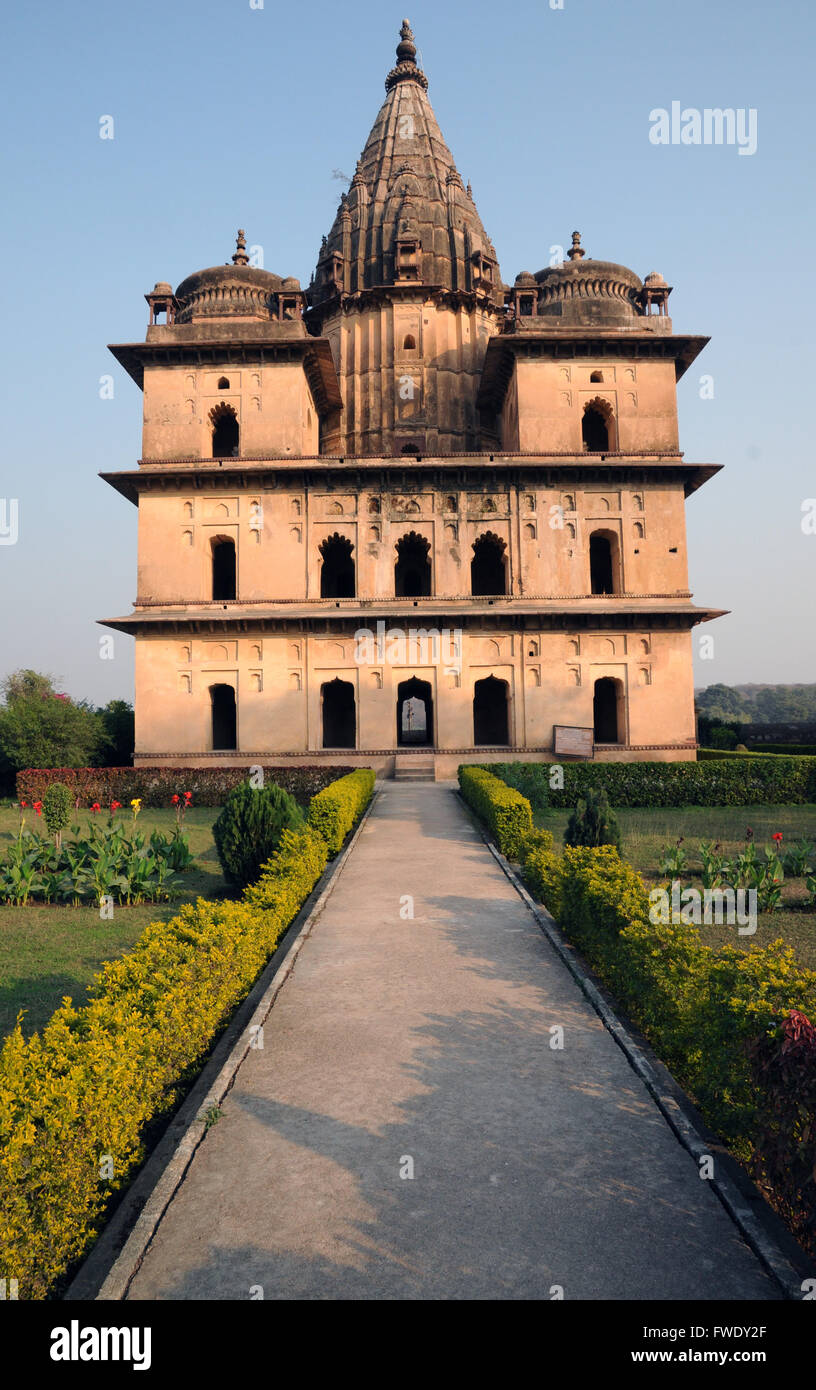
[515,271,536,286]
[644,270,667,287]
[281,276,301,291]
[533,235,644,326]
[174,231,286,324]
[152,281,173,294]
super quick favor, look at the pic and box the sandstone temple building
[102,21,722,777]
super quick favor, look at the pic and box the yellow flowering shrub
[458,766,533,860]
[307,769,375,856]
[0,824,329,1300]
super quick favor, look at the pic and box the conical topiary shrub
[212,781,304,889]
[563,786,621,852]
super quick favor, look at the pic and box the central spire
[386,17,429,91]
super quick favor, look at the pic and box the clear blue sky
[1,0,813,704]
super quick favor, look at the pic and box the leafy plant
[213,781,304,889]
[783,838,815,878]
[658,840,688,877]
[42,782,73,851]
[698,840,731,889]
[564,788,621,852]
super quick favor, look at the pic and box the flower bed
[0,769,373,1298]
[16,765,356,808]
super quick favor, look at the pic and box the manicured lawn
[0,807,227,1039]
[534,803,816,970]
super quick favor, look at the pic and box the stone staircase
[393,753,436,782]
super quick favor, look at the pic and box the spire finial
[567,230,585,261]
[386,16,428,91]
[232,229,249,266]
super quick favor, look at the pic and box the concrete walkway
[125,784,778,1301]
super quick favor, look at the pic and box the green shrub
[709,726,739,750]
[307,769,375,856]
[213,781,303,889]
[41,782,73,849]
[458,766,533,859]
[564,787,621,851]
[491,757,816,807]
[491,761,549,810]
[524,841,816,1249]
[0,822,329,1299]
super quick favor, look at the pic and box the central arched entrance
[210,683,237,750]
[473,676,510,746]
[396,677,434,747]
[395,533,431,597]
[321,678,356,749]
[593,677,624,744]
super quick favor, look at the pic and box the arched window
[589,529,620,595]
[590,370,603,384]
[319,533,355,598]
[211,536,236,600]
[395,532,431,597]
[321,679,356,748]
[593,677,625,744]
[582,398,615,452]
[211,404,239,457]
[403,333,417,351]
[471,532,507,596]
[397,677,433,747]
[210,683,236,750]
[473,676,510,746]
[217,376,230,390]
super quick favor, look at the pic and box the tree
[98,699,135,766]
[0,670,107,789]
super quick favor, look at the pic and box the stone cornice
[100,455,720,504]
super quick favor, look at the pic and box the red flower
[19,800,28,808]
[183,791,192,801]
[91,802,101,813]
[772,832,783,843]
[171,794,180,804]
[110,801,121,811]
[33,800,43,816]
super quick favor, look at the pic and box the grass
[534,803,816,970]
[0,806,226,1039]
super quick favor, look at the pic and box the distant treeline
[695,683,816,725]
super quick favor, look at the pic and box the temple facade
[102,21,723,777]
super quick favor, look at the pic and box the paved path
[125,784,777,1301]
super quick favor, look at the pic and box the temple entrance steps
[393,752,436,781]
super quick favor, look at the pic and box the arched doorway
[593,677,624,744]
[210,683,236,750]
[211,404,239,457]
[589,530,620,594]
[471,532,507,596]
[211,537,236,600]
[473,676,510,746]
[582,398,615,452]
[395,532,431,597]
[319,533,355,598]
[321,679,356,748]
[396,677,433,747]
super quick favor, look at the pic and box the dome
[281,276,301,291]
[533,232,644,326]
[644,271,667,287]
[174,231,286,324]
[514,271,536,286]
[152,281,173,295]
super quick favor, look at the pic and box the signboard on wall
[553,725,595,759]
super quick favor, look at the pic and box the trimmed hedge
[490,757,816,807]
[15,765,356,809]
[458,766,533,859]
[307,769,376,856]
[523,843,816,1249]
[0,824,329,1300]
[748,744,816,757]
